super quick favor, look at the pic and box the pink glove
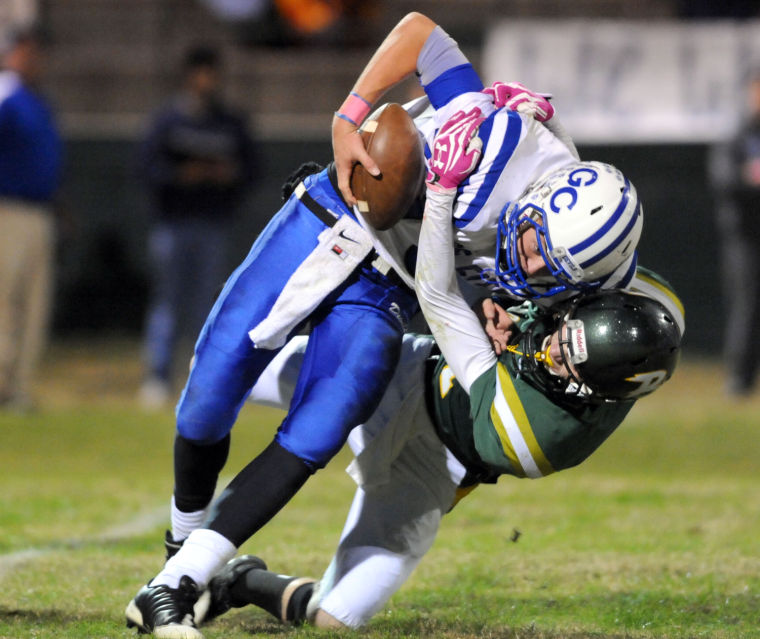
[483,81,554,122]
[426,107,485,192]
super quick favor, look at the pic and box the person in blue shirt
[0,25,62,411]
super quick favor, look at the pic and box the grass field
[1,336,758,639]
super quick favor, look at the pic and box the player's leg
[312,421,460,627]
[196,477,442,630]
[149,300,407,622]
[168,194,326,544]
[125,192,327,638]
[125,286,389,638]
[246,335,308,410]
[202,338,458,629]
[204,425,460,629]
[202,301,405,547]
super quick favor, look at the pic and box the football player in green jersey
[188,101,683,632]
[192,285,681,630]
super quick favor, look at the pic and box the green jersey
[425,265,680,485]
[427,348,634,484]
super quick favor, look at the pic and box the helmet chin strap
[506,341,555,368]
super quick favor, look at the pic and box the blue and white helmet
[494,161,643,299]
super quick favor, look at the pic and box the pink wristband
[336,91,372,126]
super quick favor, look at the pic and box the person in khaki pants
[0,25,62,410]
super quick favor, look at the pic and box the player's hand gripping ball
[350,103,425,230]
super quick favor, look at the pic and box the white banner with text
[483,20,760,144]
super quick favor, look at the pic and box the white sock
[152,528,237,589]
[171,495,209,542]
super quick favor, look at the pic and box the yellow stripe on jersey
[438,365,456,399]
[489,362,554,479]
[448,483,479,512]
[489,400,526,477]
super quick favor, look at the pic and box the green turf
[0,340,758,638]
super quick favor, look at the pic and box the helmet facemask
[495,199,601,300]
[510,307,594,400]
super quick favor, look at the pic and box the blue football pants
[174,169,417,468]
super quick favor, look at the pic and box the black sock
[231,569,314,623]
[173,433,230,511]
[206,439,314,547]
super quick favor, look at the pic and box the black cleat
[195,555,267,625]
[125,575,203,638]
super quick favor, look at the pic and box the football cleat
[196,555,268,626]
[164,530,184,561]
[125,575,203,638]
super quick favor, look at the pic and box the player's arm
[465,359,633,479]
[416,110,497,393]
[332,12,436,204]
[333,12,486,205]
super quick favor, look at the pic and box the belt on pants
[293,181,405,287]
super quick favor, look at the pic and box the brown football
[349,103,425,231]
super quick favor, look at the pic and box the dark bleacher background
[54,139,718,352]
[39,0,732,353]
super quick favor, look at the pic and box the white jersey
[352,27,629,304]
[357,98,577,297]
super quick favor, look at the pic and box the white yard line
[0,477,235,580]
[0,504,167,580]
[0,549,50,581]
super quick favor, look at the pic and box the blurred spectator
[0,25,62,412]
[138,44,256,408]
[709,69,760,397]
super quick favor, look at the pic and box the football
[350,103,425,231]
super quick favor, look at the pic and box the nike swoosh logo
[338,229,359,243]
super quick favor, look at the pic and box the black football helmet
[512,290,682,402]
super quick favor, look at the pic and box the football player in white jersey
[334,12,642,309]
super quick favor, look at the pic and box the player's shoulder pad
[628,266,685,336]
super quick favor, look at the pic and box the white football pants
[249,334,466,627]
